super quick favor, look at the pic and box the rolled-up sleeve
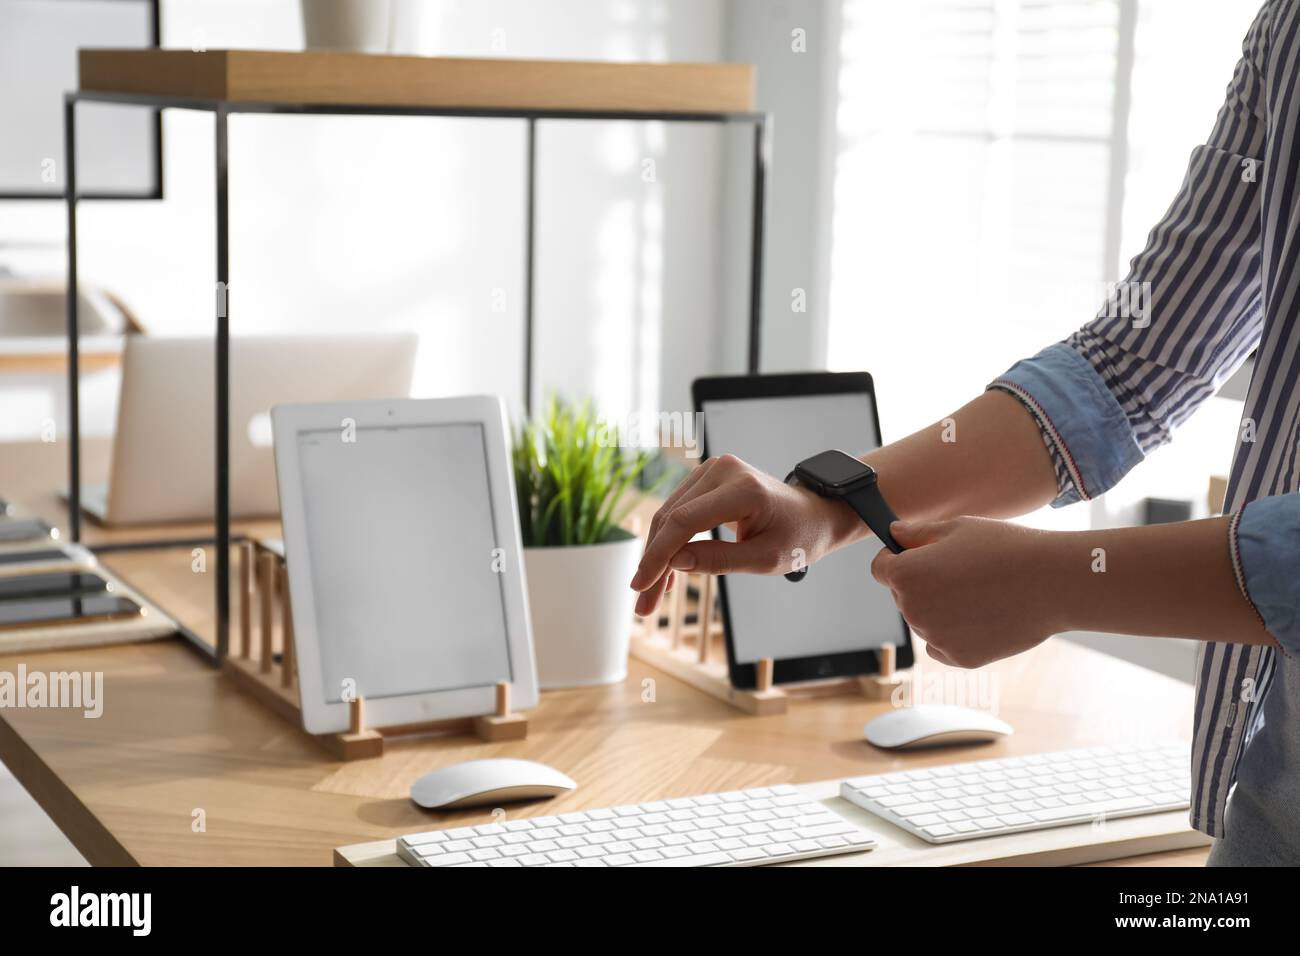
[1231,495,1300,657]
[989,344,1144,506]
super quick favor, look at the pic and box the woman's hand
[630,454,860,617]
[871,517,1066,668]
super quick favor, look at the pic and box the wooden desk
[1,439,280,652]
[0,442,1209,866]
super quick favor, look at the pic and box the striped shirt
[988,0,1300,839]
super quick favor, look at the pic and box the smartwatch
[783,449,904,582]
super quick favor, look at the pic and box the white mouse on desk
[410,758,577,810]
[864,705,1013,750]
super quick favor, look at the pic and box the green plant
[513,397,656,547]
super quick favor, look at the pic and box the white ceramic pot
[523,534,642,689]
[300,0,392,53]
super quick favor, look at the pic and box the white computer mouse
[409,758,577,810]
[863,705,1013,750]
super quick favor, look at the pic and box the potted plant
[514,398,654,688]
[300,0,392,52]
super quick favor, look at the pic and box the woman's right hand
[629,454,861,617]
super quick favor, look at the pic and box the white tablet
[272,396,537,734]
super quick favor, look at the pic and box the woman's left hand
[871,517,1066,669]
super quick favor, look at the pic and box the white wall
[0,0,740,436]
[718,0,839,375]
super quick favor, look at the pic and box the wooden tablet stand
[222,541,528,760]
[860,642,905,702]
[628,570,910,715]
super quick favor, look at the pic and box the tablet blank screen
[295,422,512,702]
[700,393,904,664]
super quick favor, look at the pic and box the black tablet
[0,571,110,602]
[0,593,141,631]
[0,549,64,566]
[0,518,52,542]
[693,372,913,689]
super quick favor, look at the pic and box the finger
[647,457,717,538]
[649,455,742,533]
[890,520,947,549]
[632,483,761,591]
[925,643,956,667]
[636,460,739,604]
[632,556,681,617]
[870,547,900,587]
[669,538,781,576]
[635,463,727,588]
[634,576,668,618]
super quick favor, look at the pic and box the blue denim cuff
[1233,495,1300,657]
[987,342,1144,507]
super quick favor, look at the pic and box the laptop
[74,333,418,525]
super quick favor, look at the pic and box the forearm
[1039,517,1274,646]
[871,512,1278,670]
[832,390,1058,547]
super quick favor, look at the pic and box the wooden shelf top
[78,49,756,114]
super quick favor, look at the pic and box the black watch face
[797,449,875,489]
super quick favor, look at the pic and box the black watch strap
[783,473,905,582]
[844,482,905,554]
[783,472,812,581]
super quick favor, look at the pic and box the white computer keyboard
[397,784,876,867]
[839,742,1191,844]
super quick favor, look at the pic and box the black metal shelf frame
[64,90,770,666]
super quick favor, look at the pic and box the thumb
[889,519,947,549]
